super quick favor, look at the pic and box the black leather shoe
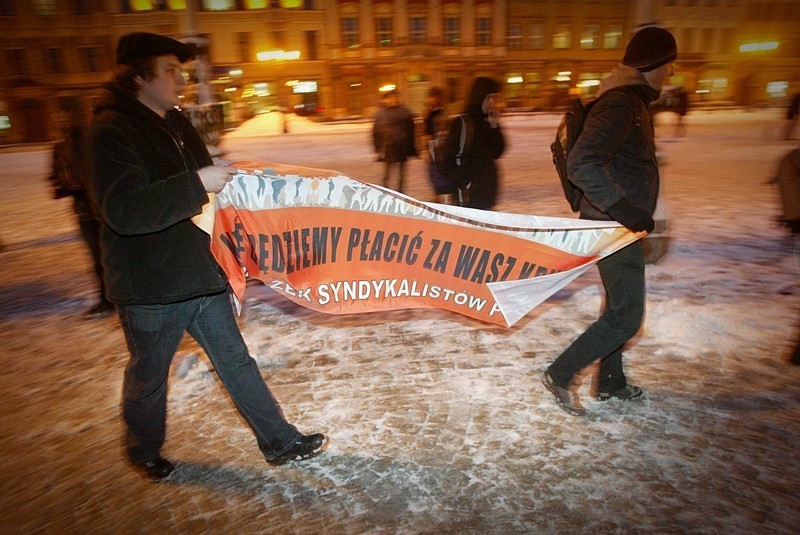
[133,456,175,481]
[267,433,327,466]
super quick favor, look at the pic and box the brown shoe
[541,371,585,416]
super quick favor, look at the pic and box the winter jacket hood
[567,64,662,221]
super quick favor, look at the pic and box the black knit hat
[116,32,194,66]
[622,27,677,72]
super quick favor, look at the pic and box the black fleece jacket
[87,84,227,305]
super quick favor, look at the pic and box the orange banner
[208,162,641,327]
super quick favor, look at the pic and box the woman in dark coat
[437,77,506,210]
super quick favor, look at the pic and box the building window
[237,32,251,63]
[719,27,735,53]
[553,23,571,49]
[528,24,544,50]
[341,16,359,48]
[681,27,695,53]
[305,30,318,60]
[81,47,103,72]
[603,24,623,49]
[409,16,426,45]
[376,17,393,47]
[0,0,16,15]
[702,27,715,53]
[44,48,66,74]
[271,29,286,49]
[508,24,523,50]
[5,49,26,75]
[201,0,235,10]
[580,24,600,49]
[444,16,460,46]
[476,17,491,46]
[31,0,57,15]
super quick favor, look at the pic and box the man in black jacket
[87,33,326,480]
[541,27,677,416]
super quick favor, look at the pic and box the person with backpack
[435,77,505,210]
[541,26,677,416]
[423,86,454,203]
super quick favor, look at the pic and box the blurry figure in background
[541,27,676,416]
[422,86,454,203]
[675,88,689,137]
[48,96,114,318]
[774,146,800,365]
[372,89,418,193]
[786,92,800,140]
[435,77,505,210]
[87,32,326,481]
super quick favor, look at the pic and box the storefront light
[257,50,301,61]
[739,41,779,53]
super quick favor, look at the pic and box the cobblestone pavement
[1,111,800,534]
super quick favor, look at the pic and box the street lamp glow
[507,76,524,84]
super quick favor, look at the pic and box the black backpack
[550,87,636,212]
[434,114,474,191]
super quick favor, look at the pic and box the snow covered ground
[1,107,799,534]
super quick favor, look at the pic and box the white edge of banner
[487,262,598,327]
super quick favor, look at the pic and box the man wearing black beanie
[541,26,677,416]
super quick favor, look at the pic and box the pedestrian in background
[372,89,418,193]
[541,26,677,416]
[436,77,505,210]
[786,92,800,140]
[49,96,113,318]
[422,86,455,203]
[86,32,326,481]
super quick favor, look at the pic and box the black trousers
[547,240,646,393]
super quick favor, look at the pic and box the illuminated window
[553,23,571,49]
[201,0,235,10]
[603,24,623,49]
[580,24,599,49]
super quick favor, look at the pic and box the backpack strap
[456,115,467,166]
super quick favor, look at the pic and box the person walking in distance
[49,96,114,318]
[541,27,677,416]
[86,32,326,480]
[372,89,418,193]
[422,86,455,203]
[435,77,505,210]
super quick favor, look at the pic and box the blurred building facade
[1,0,798,144]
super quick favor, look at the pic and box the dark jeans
[117,290,300,464]
[547,240,645,392]
[383,160,407,193]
